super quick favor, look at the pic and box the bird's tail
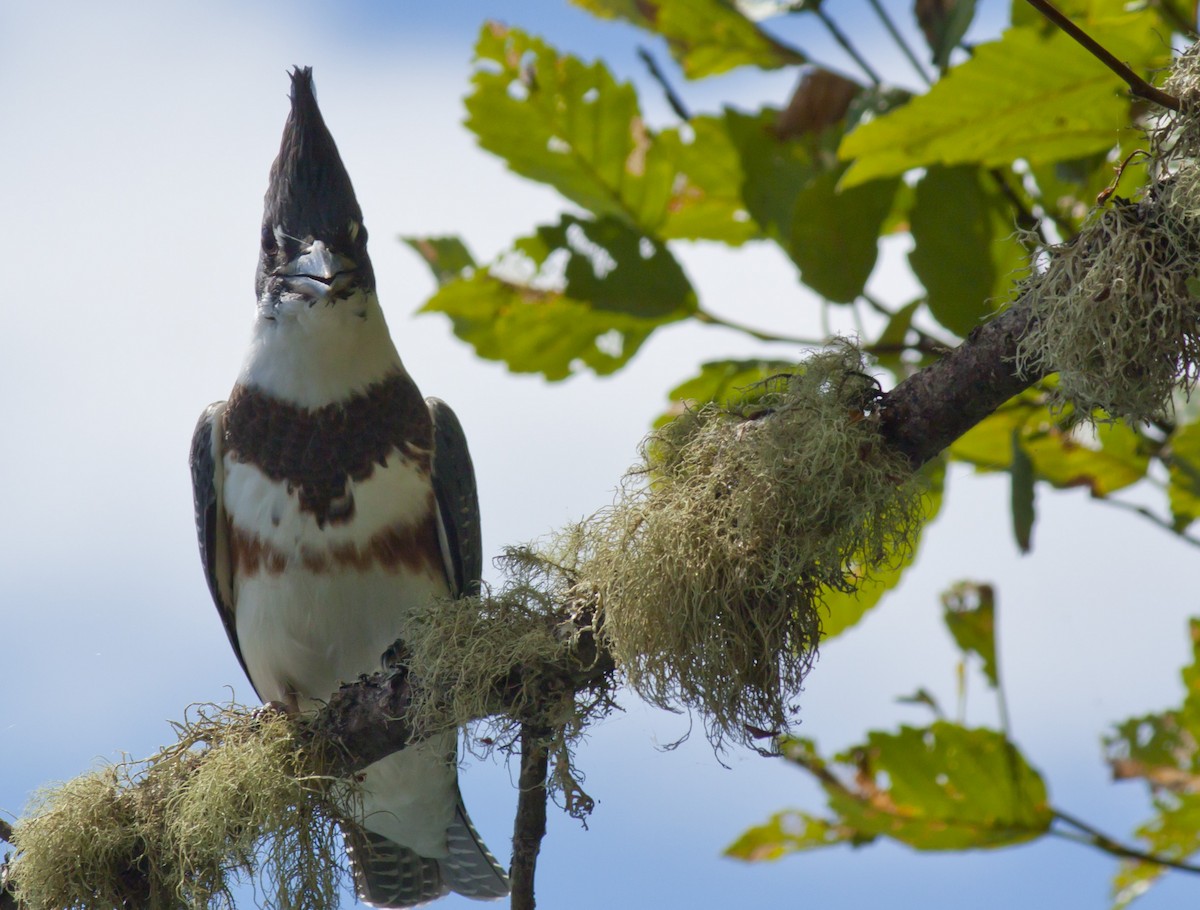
[344,799,509,908]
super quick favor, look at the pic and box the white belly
[226,452,458,856]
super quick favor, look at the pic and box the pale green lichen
[10,705,345,910]
[1015,44,1200,422]
[581,346,924,747]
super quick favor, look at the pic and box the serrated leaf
[908,165,1028,337]
[768,725,1052,852]
[1011,430,1035,553]
[402,236,476,286]
[942,582,998,686]
[838,25,1154,187]
[656,115,759,244]
[420,214,694,380]
[572,0,806,78]
[788,169,900,302]
[467,24,675,231]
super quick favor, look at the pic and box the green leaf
[1023,421,1149,496]
[1168,417,1200,529]
[571,0,806,78]
[655,115,759,244]
[420,215,695,380]
[788,169,900,302]
[724,107,821,244]
[917,0,977,70]
[1104,619,1200,905]
[941,582,999,686]
[758,725,1052,853]
[1011,430,1036,553]
[658,358,798,425]
[821,457,945,639]
[725,810,856,860]
[402,236,477,286]
[467,24,675,231]
[908,165,1028,337]
[838,25,1152,187]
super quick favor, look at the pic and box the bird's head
[256,67,374,314]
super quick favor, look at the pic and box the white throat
[238,289,405,407]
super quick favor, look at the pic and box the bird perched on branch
[189,66,509,907]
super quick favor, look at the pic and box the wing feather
[189,402,249,680]
[425,398,482,599]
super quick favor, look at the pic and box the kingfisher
[189,67,509,907]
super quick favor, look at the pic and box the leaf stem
[1089,496,1200,550]
[636,47,692,121]
[813,7,883,86]
[1022,0,1181,111]
[693,307,825,346]
[865,0,933,86]
[1052,809,1200,874]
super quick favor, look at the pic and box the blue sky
[1,1,1197,907]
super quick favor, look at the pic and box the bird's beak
[276,239,358,302]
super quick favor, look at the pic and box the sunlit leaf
[941,582,998,686]
[725,810,856,860]
[745,725,1052,855]
[908,165,1028,337]
[1023,421,1149,496]
[1105,619,1200,905]
[837,24,1161,187]
[571,0,806,78]
[421,214,694,380]
[656,115,759,244]
[467,24,675,231]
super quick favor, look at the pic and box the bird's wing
[425,398,482,599]
[189,402,250,681]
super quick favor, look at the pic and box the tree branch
[877,301,1040,469]
[1024,0,1182,112]
[510,725,550,910]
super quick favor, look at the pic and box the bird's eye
[261,224,279,255]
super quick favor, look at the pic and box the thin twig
[693,307,826,346]
[813,7,883,86]
[1024,0,1181,111]
[637,47,692,121]
[865,0,932,85]
[989,167,1049,247]
[510,725,550,910]
[1053,809,1200,874]
[1090,496,1200,550]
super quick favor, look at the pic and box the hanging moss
[582,346,924,747]
[10,706,345,910]
[1015,44,1200,422]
